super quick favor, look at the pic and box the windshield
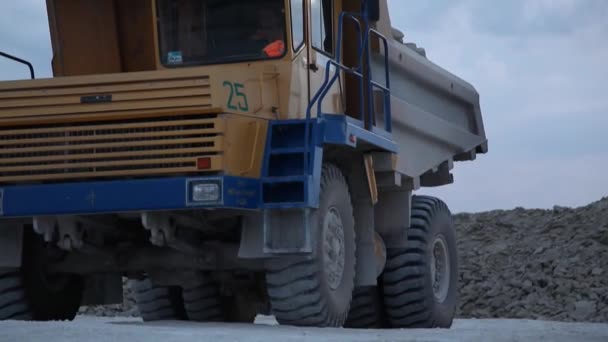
[157,0,286,67]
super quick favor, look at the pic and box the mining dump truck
[0,0,486,328]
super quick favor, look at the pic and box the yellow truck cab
[0,0,487,329]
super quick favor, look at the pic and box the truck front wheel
[0,231,83,321]
[266,164,356,327]
[382,196,458,328]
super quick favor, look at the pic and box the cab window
[157,0,286,66]
[311,0,333,55]
[290,0,304,51]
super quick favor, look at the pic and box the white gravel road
[1,316,607,342]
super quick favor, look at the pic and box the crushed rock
[455,197,608,323]
[78,278,139,317]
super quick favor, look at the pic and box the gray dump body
[372,35,487,187]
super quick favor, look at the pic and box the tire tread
[266,164,355,327]
[0,271,30,321]
[182,279,224,322]
[382,195,456,329]
[133,279,185,322]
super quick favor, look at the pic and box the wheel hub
[323,207,345,291]
[430,234,450,303]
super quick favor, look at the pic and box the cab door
[306,0,344,117]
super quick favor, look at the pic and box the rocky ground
[80,198,608,322]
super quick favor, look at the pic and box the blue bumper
[0,176,261,218]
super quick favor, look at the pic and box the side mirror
[364,0,380,21]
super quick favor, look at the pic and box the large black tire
[183,283,258,323]
[382,196,458,328]
[0,271,31,320]
[0,231,84,321]
[134,279,186,322]
[345,286,388,329]
[221,294,259,323]
[181,277,224,322]
[266,164,356,327]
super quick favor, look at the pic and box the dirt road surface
[1,316,607,342]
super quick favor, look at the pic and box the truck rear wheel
[133,278,186,322]
[182,277,223,322]
[0,232,83,321]
[221,294,259,323]
[266,164,356,327]
[345,286,388,329]
[183,284,258,323]
[382,196,458,328]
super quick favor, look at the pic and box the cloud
[523,0,579,22]
[388,0,608,211]
[388,0,608,119]
[0,0,53,80]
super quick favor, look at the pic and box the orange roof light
[263,40,285,58]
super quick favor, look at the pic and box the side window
[290,0,304,51]
[311,0,333,55]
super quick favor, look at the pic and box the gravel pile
[78,279,138,317]
[79,198,608,323]
[455,198,608,322]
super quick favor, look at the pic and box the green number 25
[223,81,249,112]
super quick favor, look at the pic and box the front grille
[0,114,224,183]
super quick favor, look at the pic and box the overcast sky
[0,1,607,212]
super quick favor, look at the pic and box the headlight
[192,183,221,202]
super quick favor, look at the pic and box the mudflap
[238,209,315,258]
[263,208,313,255]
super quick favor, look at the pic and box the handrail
[314,59,363,124]
[306,12,363,122]
[0,51,35,80]
[302,11,393,174]
[304,12,363,174]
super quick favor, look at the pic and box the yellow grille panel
[0,115,224,183]
[0,75,213,120]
